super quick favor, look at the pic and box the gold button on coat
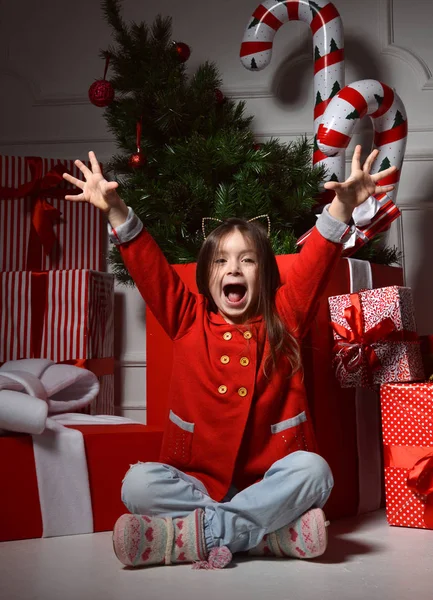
[218,385,228,394]
[238,387,248,397]
[223,332,232,341]
[220,355,230,364]
[240,357,250,367]
[243,331,252,340]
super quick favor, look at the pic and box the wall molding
[2,137,432,162]
[34,87,277,104]
[398,203,433,210]
[0,68,278,106]
[0,66,97,108]
[117,352,146,367]
[0,136,113,147]
[33,94,93,107]
[380,0,433,90]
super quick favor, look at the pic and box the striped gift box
[297,198,400,256]
[0,270,115,414]
[0,155,105,272]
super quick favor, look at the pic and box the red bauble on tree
[215,89,225,105]
[89,53,114,107]
[174,41,191,62]
[129,119,147,169]
[89,80,115,107]
[253,143,263,151]
[129,150,147,169]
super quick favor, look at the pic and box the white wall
[1,0,432,421]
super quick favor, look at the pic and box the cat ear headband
[201,214,271,240]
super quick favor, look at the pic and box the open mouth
[223,284,247,305]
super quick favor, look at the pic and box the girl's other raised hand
[326,145,397,223]
[63,151,128,227]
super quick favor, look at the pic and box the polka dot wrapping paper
[381,382,433,529]
[328,286,424,388]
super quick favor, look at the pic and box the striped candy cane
[240,0,345,203]
[298,79,407,254]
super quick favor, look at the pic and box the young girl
[64,146,396,569]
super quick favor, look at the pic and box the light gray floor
[0,510,432,600]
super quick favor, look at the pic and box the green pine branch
[352,236,402,266]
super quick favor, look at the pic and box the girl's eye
[214,258,226,264]
[243,258,255,263]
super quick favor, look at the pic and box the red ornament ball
[88,79,114,107]
[253,143,263,151]
[128,151,147,169]
[175,42,191,62]
[215,89,225,104]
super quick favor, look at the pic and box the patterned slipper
[249,508,329,559]
[113,508,232,569]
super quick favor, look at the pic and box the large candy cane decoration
[240,0,345,203]
[298,79,408,255]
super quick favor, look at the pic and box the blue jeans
[121,451,333,554]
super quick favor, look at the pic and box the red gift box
[0,269,114,414]
[381,382,433,529]
[0,155,105,272]
[146,256,404,520]
[328,286,424,388]
[0,424,164,542]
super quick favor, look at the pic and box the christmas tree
[392,110,405,127]
[346,109,360,120]
[374,93,384,108]
[379,157,391,171]
[99,0,399,285]
[329,80,341,99]
[329,39,339,53]
[309,1,322,17]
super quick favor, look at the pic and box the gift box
[0,155,105,272]
[0,269,114,414]
[328,286,424,388]
[0,422,164,541]
[146,256,405,520]
[381,382,433,529]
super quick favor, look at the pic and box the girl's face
[208,229,259,324]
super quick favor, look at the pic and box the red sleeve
[276,227,342,339]
[118,229,198,340]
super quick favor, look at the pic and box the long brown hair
[196,218,301,377]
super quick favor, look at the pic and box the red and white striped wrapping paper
[0,270,114,414]
[0,155,105,272]
[328,286,424,387]
[297,198,401,256]
[381,382,433,529]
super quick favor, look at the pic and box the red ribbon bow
[331,293,397,376]
[384,444,433,528]
[0,157,67,269]
[330,292,419,384]
[407,452,433,528]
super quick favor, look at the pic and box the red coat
[120,226,342,501]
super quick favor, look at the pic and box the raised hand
[325,145,397,223]
[63,151,128,227]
